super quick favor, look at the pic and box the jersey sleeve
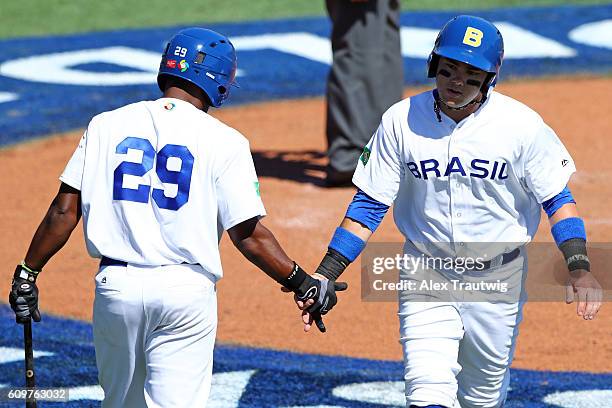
[352,121,402,206]
[59,129,87,190]
[523,123,576,203]
[216,139,266,230]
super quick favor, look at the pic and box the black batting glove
[280,263,348,332]
[280,263,348,315]
[9,264,41,324]
[296,275,348,316]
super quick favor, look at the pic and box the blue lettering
[407,158,508,181]
[444,156,467,177]
[113,138,194,211]
[470,159,489,179]
[490,161,499,179]
[152,144,194,210]
[406,162,421,178]
[420,159,440,180]
[498,162,508,180]
[113,137,155,203]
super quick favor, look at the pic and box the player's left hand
[565,269,602,320]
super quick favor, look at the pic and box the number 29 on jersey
[113,137,194,211]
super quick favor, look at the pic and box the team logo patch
[179,59,189,72]
[165,59,177,69]
[360,147,371,166]
[163,102,175,111]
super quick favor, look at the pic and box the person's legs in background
[325,0,404,186]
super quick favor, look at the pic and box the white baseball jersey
[353,90,575,256]
[60,97,266,278]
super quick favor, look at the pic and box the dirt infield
[1,77,610,373]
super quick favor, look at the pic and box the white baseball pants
[93,263,217,408]
[399,257,527,408]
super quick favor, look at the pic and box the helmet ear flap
[427,53,439,78]
[478,72,497,97]
[485,72,496,87]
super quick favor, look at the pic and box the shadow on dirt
[253,150,328,186]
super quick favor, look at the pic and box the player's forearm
[547,202,590,273]
[232,222,295,281]
[24,198,80,271]
[548,203,578,226]
[314,218,369,282]
[315,191,388,281]
[340,217,374,241]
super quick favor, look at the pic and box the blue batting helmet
[427,15,504,87]
[158,28,237,108]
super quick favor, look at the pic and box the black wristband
[315,249,350,281]
[559,238,590,272]
[13,263,40,283]
[279,263,309,292]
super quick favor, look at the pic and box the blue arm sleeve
[345,189,390,232]
[542,186,575,217]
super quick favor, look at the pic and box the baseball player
[8,28,344,407]
[304,15,603,407]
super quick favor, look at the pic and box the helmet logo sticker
[179,59,189,72]
[163,102,175,111]
[166,59,177,69]
[463,27,484,47]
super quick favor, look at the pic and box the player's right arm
[295,189,388,332]
[315,190,388,282]
[9,122,88,324]
[302,112,402,331]
[217,135,346,332]
[22,183,82,271]
[9,183,81,323]
[339,217,373,242]
[317,107,402,277]
[227,216,295,281]
[227,216,347,333]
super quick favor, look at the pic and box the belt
[100,257,127,267]
[478,248,520,270]
[440,248,521,272]
[100,257,196,268]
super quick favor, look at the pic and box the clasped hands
[281,273,348,333]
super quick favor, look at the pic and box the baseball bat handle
[23,319,37,408]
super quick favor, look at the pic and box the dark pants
[325,0,404,174]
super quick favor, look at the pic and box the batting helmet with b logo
[427,15,504,88]
[158,28,238,107]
